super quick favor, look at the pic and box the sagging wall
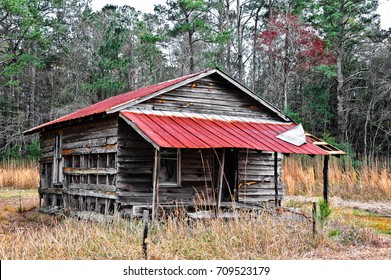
[39,115,118,214]
[238,150,284,204]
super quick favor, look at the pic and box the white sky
[91,0,391,30]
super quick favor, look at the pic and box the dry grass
[1,207,388,260]
[283,156,391,201]
[2,157,390,201]
[0,160,39,189]
[0,191,389,260]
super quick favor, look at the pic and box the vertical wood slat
[152,149,160,223]
[274,152,279,207]
[216,149,226,214]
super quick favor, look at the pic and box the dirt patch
[304,236,391,259]
[0,191,54,235]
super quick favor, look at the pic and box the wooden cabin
[25,69,344,218]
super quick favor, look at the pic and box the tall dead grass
[0,208,382,260]
[0,160,39,189]
[0,211,318,260]
[283,156,391,201]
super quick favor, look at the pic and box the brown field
[0,160,39,190]
[0,158,390,260]
[0,189,390,260]
[283,156,391,201]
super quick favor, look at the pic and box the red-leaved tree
[259,12,334,110]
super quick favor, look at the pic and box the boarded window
[53,134,63,184]
[159,148,181,185]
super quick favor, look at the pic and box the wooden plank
[62,145,117,155]
[38,188,63,195]
[274,152,279,207]
[216,149,225,213]
[68,183,116,192]
[65,189,116,199]
[63,168,117,175]
[152,149,159,223]
[62,128,118,143]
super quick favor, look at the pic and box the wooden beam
[151,149,160,223]
[274,152,279,207]
[323,155,329,204]
[216,149,226,215]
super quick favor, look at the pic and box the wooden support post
[323,155,329,205]
[152,149,160,223]
[216,149,226,215]
[312,201,317,237]
[142,209,149,259]
[274,152,279,207]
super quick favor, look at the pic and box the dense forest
[0,0,390,160]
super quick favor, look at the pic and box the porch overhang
[119,110,335,156]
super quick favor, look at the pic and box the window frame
[159,148,181,187]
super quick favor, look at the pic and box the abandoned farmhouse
[25,68,344,218]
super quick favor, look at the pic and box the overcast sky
[90,0,391,30]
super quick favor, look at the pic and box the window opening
[159,148,180,185]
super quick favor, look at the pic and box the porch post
[217,149,226,215]
[152,149,160,223]
[323,155,329,205]
[274,152,279,207]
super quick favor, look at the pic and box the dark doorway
[221,148,238,202]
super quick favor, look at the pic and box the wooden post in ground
[142,209,149,259]
[152,149,160,224]
[216,149,226,216]
[323,155,329,205]
[312,201,317,237]
[274,152,279,207]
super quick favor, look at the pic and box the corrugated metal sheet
[120,111,329,155]
[25,71,206,134]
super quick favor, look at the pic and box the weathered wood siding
[134,75,281,121]
[39,115,118,213]
[117,119,215,209]
[116,118,155,208]
[238,150,284,204]
[159,149,214,205]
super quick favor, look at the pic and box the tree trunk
[226,0,232,73]
[252,7,261,92]
[188,30,195,73]
[237,0,243,82]
[28,40,38,127]
[336,47,346,142]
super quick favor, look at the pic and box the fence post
[142,210,149,259]
[312,202,317,237]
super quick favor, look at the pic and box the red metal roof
[25,71,207,134]
[120,111,329,155]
